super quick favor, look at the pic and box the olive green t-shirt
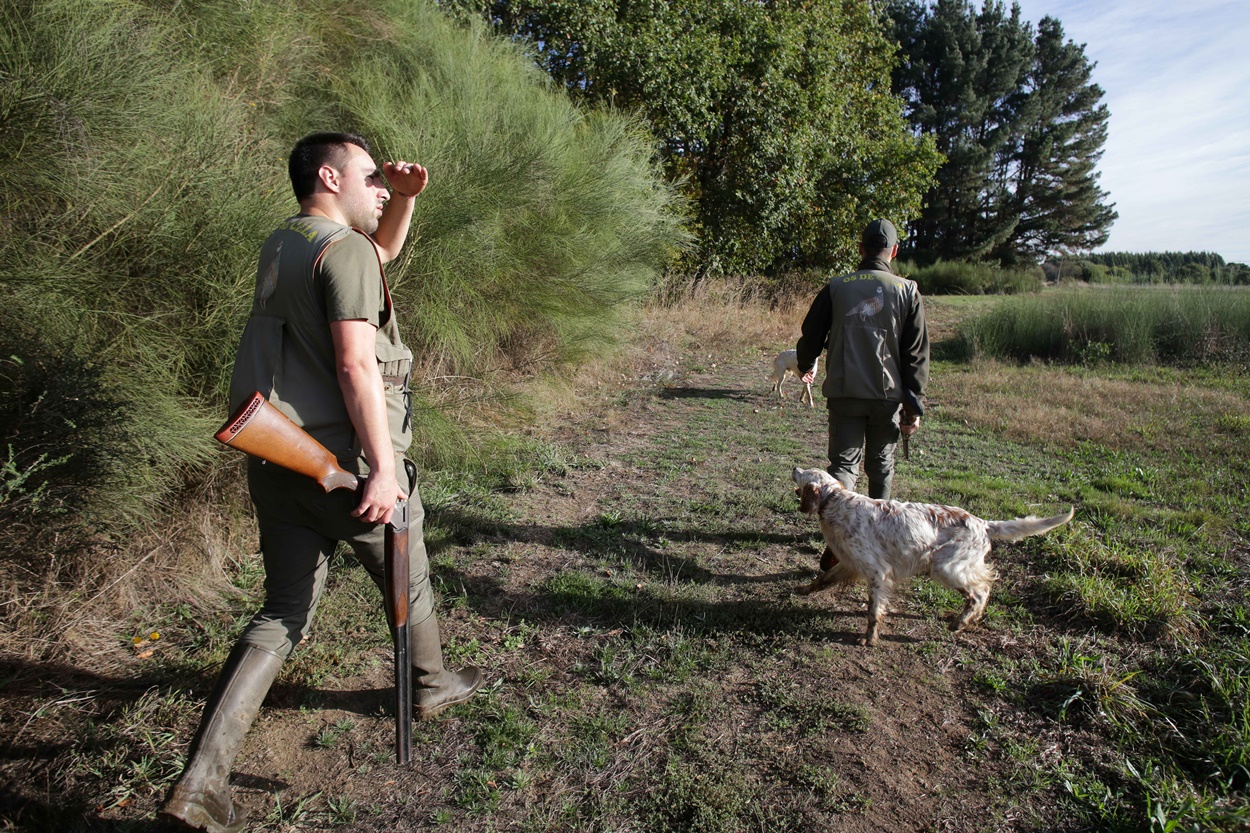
[228,214,413,474]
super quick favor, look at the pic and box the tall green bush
[0,0,269,536]
[0,0,684,576]
[898,259,1042,295]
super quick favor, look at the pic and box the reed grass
[960,286,1250,366]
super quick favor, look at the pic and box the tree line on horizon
[1050,251,1250,285]
[446,0,1119,275]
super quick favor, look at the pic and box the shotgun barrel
[385,498,412,766]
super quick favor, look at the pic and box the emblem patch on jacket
[845,286,884,321]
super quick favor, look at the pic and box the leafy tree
[446,0,941,276]
[884,0,1116,264]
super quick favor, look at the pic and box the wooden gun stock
[215,392,358,493]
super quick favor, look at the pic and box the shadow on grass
[420,508,916,646]
[432,506,813,587]
[658,385,757,402]
[930,334,973,362]
[0,657,226,833]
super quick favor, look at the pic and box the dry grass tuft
[1,464,259,667]
[518,278,813,425]
[642,277,812,356]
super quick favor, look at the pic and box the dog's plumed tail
[986,507,1074,542]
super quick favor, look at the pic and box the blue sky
[1010,0,1250,264]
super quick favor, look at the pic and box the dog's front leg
[861,577,888,646]
[794,576,824,596]
[796,547,842,596]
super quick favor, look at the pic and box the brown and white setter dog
[791,467,1074,646]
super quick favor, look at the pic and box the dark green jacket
[796,256,929,414]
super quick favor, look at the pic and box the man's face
[331,143,389,234]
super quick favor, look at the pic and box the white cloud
[1001,0,1250,263]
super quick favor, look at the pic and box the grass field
[1,291,1248,832]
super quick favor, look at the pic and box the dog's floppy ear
[799,482,823,515]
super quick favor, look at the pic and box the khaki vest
[228,215,413,473]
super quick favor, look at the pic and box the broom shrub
[0,0,684,590]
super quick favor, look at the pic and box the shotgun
[215,391,413,766]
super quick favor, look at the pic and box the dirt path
[105,351,1050,831]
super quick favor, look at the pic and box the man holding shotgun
[161,132,482,833]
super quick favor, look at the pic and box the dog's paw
[949,613,980,632]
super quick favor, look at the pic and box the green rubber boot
[158,643,283,833]
[410,613,482,719]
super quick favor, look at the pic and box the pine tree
[996,16,1116,262]
[886,0,1033,261]
[884,1,1116,263]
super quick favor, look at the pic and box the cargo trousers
[827,398,902,500]
[238,456,432,658]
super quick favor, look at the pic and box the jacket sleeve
[795,288,831,374]
[900,287,930,414]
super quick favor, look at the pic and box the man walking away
[796,219,929,500]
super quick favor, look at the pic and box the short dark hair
[287,132,371,201]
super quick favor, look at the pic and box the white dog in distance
[769,350,816,408]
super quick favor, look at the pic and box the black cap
[861,219,898,251]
